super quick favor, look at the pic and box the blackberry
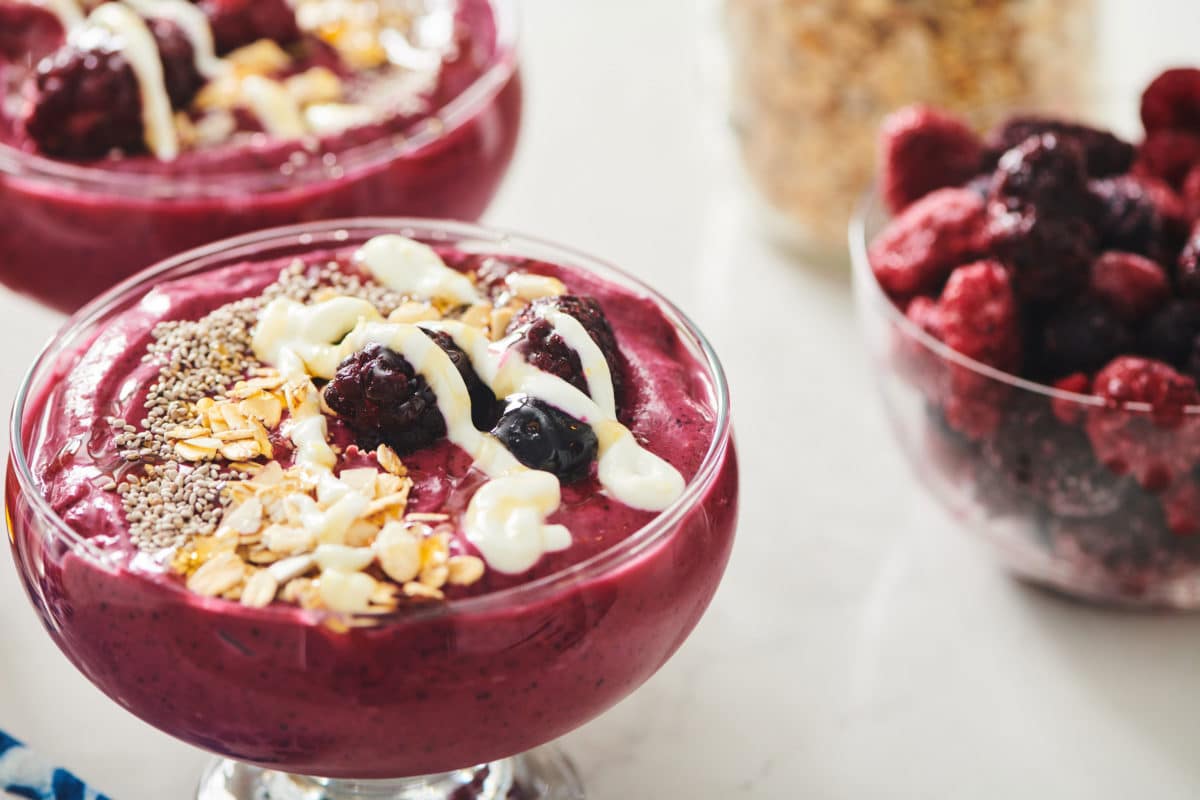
[24,20,203,159]
[424,330,501,431]
[1041,301,1133,378]
[1088,176,1167,260]
[985,116,1135,177]
[988,133,1092,218]
[507,295,625,408]
[1138,300,1200,369]
[323,344,445,454]
[491,397,598,483]
[986,207,1095,303]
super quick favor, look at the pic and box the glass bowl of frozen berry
[851,69,1200,609]
[0,0,521,312]
[6,218,738,799]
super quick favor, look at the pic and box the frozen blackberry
[24,20,203,159]
[424,330,501,431]
[507,295,625,407]
[1138,300,1200,369]
[323,344,446,454]
[491,396,598,483]
[986,208,1095,303]
[1041,301,1133,378]
[988,133,1091,217]
[986,116,1135,177]
[1089,176,1170,261]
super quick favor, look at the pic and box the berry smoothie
[7,222,738,778]
[0,0,521,312]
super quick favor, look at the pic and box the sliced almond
[268,554,317,584]
[459,302,493,330]
[387,302,441,324]
[219,497,263,535]
[285,66,343,105]
[402,581,444,601]
[246,548,281,565]
[505,273,567,301]
[446,555,486,586]
[338,467,378,494]
[165,425,209,440]
[313,543,376,573]
[375,473,406,498]
[406,512,450,523]
[344,518,381,548]
[366,489,411,518]
[220,439,261,462]
[214,428,255,441]
[375,522,421,584]
[263,524,317,555]
[226,39,292,74]
[418,563,449,590]
[375,444,407,477]
[175,439,218,462]
[239,393,284,428]
[187,552,246,597]
[241,570,279,608]
[318,569,377,613]
[252,461,285,487]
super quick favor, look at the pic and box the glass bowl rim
[0,0,519,197]
[8,217,734,623]
[847,183,1190,415]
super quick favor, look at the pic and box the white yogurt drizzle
[250,236,686,574]
[120,0,224,78]
[72,4,179,159]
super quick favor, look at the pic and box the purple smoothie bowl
[6,218,739,799]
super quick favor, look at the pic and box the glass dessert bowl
[6,218,739,798]
[0,0,522,312]
[852,73,1200,609]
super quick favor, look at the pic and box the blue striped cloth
[0,732,110,800]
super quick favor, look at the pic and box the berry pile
[21,0,300,158]
[870,69,1200,594]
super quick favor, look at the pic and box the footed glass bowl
[852,187,1200,610]
[6,219,739,798]
[0,0,521,313]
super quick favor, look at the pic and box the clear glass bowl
[0,0,522,313]
[852,187,1200,610]
[6,219,739,799]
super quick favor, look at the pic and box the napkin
[0,731,111,800]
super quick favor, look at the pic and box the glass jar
[725,0,1097,260]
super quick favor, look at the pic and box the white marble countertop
[5,2,1200,798]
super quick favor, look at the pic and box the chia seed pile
[111,259,407,552]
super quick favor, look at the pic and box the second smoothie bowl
[0,0,522,311]
[6,219,738,798]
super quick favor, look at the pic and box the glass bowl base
[196,747,585,800]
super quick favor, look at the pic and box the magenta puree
[7,249,738,778]
[0,0,521,313]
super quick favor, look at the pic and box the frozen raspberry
[1138,300,1200,368]
[197,0,301,54]
[1086,356,1200,490]
[323,344,446,454]
[985,116,1134,177]
[878,105,985,214]
[1135,129,1200,188]
[940,260,1021,371]
[507,295,625,406]
[983,397,1128,518]
[424,330,500,431]
[491,397,598,483]
[1051,372,1092,426]
[1141,68,1200,135]
[1161,479,1200,535]
[24,20,203,159]
[985,207,1095,303]
[868,188,988,300]
[1088,176,1172,260]
[988,133,1091,217]
[0,2,64,63]
[1088,251,1169,322]
[905,296,942,338]
[1041,301,1132,377]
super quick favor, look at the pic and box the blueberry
[491,397,598,483]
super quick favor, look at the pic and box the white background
[4,2,1200,798]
